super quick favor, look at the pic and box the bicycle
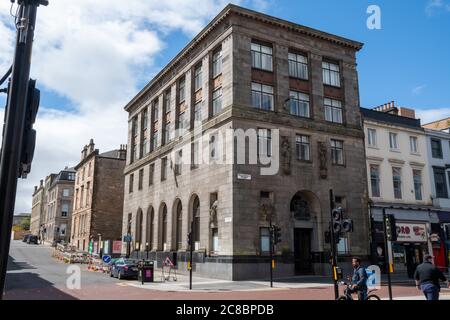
[336,281,380,300]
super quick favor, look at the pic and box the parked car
[22,234,32,242]
[106,258,120,275]
[110,258,139,280]
[27,235,38,244]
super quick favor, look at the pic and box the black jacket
[414,262,447,287]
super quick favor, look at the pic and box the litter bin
[138,260,154,284]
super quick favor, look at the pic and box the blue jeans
[421,283,439,300]
[349,287,368,300]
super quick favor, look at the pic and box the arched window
[160,204,168,251]
[146,208,154,250]
[135,209,143,251]
[193,196,200,243]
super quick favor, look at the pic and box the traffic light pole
[269,219,273,288]
[329,189,339,299]
[189,221,193,290]
[382,208,393,300]
[0,0,47,299]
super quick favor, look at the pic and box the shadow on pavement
[7,255,36,271]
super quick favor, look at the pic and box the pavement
[4,240,450,300]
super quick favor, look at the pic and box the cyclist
[347,257,368,300]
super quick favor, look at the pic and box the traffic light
[19,79,40,178]
[332,207,344,233]
[274,226,282,244]
[385,214,397,241]
[342,219,354,233]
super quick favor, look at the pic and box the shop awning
[370,205,439,223]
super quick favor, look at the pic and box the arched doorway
[135,209,143,251]
[188,194,200,249]
[146,207,154,251]
[159,203,168,251]
[172,199,183,251]
[290,190,321,275]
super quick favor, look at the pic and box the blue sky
[0,0,449,213]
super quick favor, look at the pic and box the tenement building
[30,179,45,237]
[122,4,370,280]
[42,167,76,244]
[70,139,126,252]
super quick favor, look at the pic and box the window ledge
[252,67,273,73]
[368,145,379,150]
[389,149,401,153]
[410,152,421,156]
[297,159,312,164]
[289,76,309,81]
[323,84,342,89]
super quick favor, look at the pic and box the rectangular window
[370,165,381,197]
[260,227,270,254]
[194,101,202,127]
[142,109,148,130]
[68,172,75,181]
[192,142,200,169]
[368,128,377,147]
[322,61,341,87]
[175,150,182,176]
[194,64,202,91]
[63,189,70,197]
[324,98,343,124]
[212,48,222,78]
[178,77,186,103]
[212,88,222,116]
[149,163,154,186]
[392,167,402,199]
[410,136,418,153]
[434,167,448,198]
[288,52,308,80]
[179,112,188,133]
[86,182,90,206]
[152,131,159,150]
[296,135,310,161]
[80,186,84,207]
[413,169,423,200]
[164,122,173,144]
[138,169,144,190]
[252,82,274,111]
[61,204,69,217]
[258,129,272,158]
[331,139,344,165]
[251,42,273,71]
[431,139,443,158]
[289,91,310,118]
[389,132,398,150]
[161,158,168,181]
[337,237,349,255]
[164,89,171,113]
[129,174,134,193]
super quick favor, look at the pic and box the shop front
[437,211,450,273]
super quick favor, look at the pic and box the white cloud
[426,0,450,16]
[416,108,450,125]
[412,84,427,95]
[0,0,272,214]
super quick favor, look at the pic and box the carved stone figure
[209,200,218,227]
[281,136,291,175]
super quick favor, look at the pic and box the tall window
[258,129,272,157]
[331,139,344,165]
[296,135,310,161]
[368,128,377,147]
[212,48,222,77]
[410,136,418,153]
[162,208,168,250]
[288,52,308,80]
[129,174,134,193]
[192,142,200,169]
[179,112,188,133]
[260,227,270,254]
[63,189,70,197]
[86,182,90,206]
[164,122,173,144]
[251,82,274,111]
[178,77,186,102]
[251,42,273,71]
[176,204,182,250]
[161,158,168,181]
[132,117,138,161]
[413,169,423,200]
[194,101,202,126]
[392,167,402,199]
[80,186,84,207]
[138,169,144,190]
[149,163,154,186]
[152,101,159,150]
[141,109,148,156]
[193,197,200,243]
[370,165,381,197]
[289,91,310,118]
[164,89,171,113]
[389,132,398,150]
[194,64,202,91]
[212,88,222,116]
[324,98,343,123]
[175,150,182,176]
[431,139,443,158]
[61,204,69,217]
[146,210,154,250]
[434,167,448,198]
[322,61,340,87]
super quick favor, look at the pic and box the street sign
[102,255,111,264]
[123,235,132,242]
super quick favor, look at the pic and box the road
[4,240,450,300]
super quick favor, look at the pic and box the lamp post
[146,242,149,260]
[98,233,102,258]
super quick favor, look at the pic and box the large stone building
[41,167,76,244]
[30,180,45,236]
[122,4,370,280]
[70,139,126,252]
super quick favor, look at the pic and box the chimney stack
[89,139,95,153]
[34,186,37,192]
[40,179,43,187]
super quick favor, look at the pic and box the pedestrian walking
[414,254,449,300]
